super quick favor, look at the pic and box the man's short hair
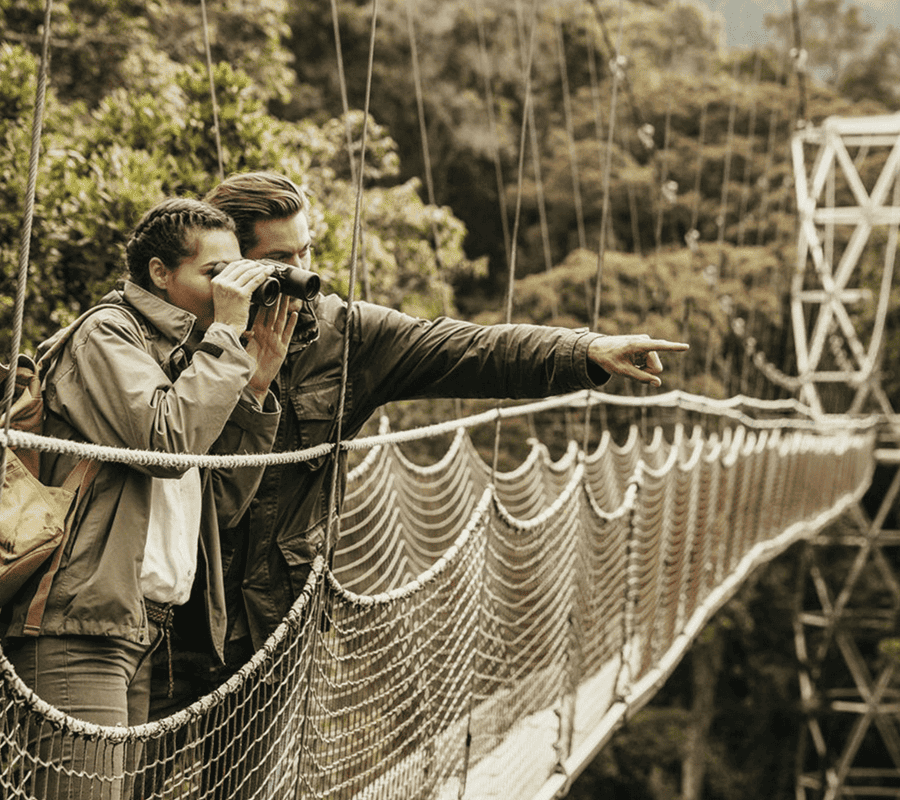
[204,172,309,254]
[125,197,235,290]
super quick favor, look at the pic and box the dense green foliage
[2,1,899,798]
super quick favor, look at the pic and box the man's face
[246,212,313,271]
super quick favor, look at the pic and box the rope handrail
[0,390,879,473]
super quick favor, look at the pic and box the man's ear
[148,257,169,293]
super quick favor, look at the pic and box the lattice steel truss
[792,114,900,800]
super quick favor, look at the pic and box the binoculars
[211,259,320,307]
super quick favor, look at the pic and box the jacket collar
[115,281,322,354]
[288,297,320,354]
[115,280,199,346]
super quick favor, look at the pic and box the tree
[839,26,900,107]
[764,0,875,89]
[0,41,483,357]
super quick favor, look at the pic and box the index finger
[638,339,690,352]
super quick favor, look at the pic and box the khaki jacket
[2,281,280,662]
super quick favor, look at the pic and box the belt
[144,598,175,630]
[144,598,176,698]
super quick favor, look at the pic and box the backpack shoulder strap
[22,303,145,635]
[37,302,147,374]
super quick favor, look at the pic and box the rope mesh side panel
[0,413,877,800]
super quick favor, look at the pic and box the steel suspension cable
[736,51,763,248]
[330,0,358,189]
[0,0,55,503]
[789,0,808,127]
[654,96,674,255]
[199,0,224,181]
[553,0,587,252]
[461,9,541,785]
[589,1,624,336]
[323,0,377,574]
[581,0,626,455]
[513,0,555,310]
[474,0,512,272]
[403,0,461,419]
[297,0,380,778]
[715,60,740,260]
[404,0,450,319]
[329,0,371,301]
[755,47,791,247]
[489,0,540,479]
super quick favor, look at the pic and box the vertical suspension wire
[789,0,808,128]
[474,0,512,272]
[324,0,377,574]
[689,104,708,245]
[736,50,762,248]
[404,0,461,420]
[404,0,445,312]
[589,0,644,140]
[330,0,371,302]
[755,47,791,247]
[675,101,708,399]
[462,10,541,787]
[549,0,591,449]
[654,96,674,256]
[0,0,55,498]
[749,46,801,401]
[751,68,784,400]
[582,3,608,441]
[513,0,555,316]
[581,0,625,454]
[199,0,225,182]
[489,0,540,479]
[296,0,379,783]
[715,59,739,261]
[588,0,624,335]
[703,60,739,397]
[735,52,762,397]
[330,0,358,190]
[553,0,587,252]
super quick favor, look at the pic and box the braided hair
[125,198,237,290]
[204,172,308,254]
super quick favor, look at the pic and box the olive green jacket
[229,294,611,649]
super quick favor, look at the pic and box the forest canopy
[2,0,898,396]
[2,2,900,799]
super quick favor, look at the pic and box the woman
[1,197,297,798]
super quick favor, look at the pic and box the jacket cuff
[574,331,611,387]
[235,387,281,423]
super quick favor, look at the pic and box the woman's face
[152,228,242,330]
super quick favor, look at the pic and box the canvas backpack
[0,303,142,618]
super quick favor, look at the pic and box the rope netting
[0,394,877,799]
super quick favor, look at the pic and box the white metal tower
[792,113,900,800]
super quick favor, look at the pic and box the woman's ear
[148,257,169,294]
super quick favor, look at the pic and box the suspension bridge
[2,1,900,799]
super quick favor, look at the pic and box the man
[198,170,689,671]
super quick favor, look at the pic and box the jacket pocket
[288,381,344,470]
